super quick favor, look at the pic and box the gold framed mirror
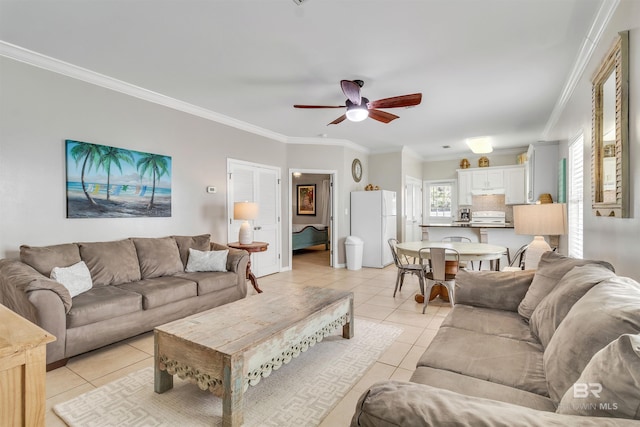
[591,31,629,218]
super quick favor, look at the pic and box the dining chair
[419,246,459,314]
[388,238,426,297]
[502,244,529,271]
[441,236,476,270]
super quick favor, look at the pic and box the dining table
[395,241,508,302]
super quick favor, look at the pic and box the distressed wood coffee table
[154,286,354,427]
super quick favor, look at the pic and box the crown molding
[541,0,620,139]
[286,136,369,153]
[0,41,288,143]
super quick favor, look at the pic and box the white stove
[470,210,506,225]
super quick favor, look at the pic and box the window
[425,180,455,223]
[568,134,584,258]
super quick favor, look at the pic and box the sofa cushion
[544,276,640,403]
[557,334,640,419]
[530,264,617,349]
[352,381,639,427]
[172,234,211,268]
[410,366,556,412]
[185,248,228,273]
[66,286,142,328]
[177,271,238,295]
[454,269,535,312]
[20,243,81,276]
[50,261,93,297]
[517,251,614,320]
[441,304,538,343]
[417,326,547,396]
[78,239,141,286]
[132,237,184,279]
[117,276,197,310]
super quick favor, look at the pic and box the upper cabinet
[457,165,525,205]
[471,169,504,191]
[525,142,559,203]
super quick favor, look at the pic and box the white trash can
[345,236,364,270]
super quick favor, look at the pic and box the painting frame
[296,184,316,216]
[65,139,172,218]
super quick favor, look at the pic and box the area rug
[54,318,402,427]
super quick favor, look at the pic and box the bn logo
[573,383,602,398]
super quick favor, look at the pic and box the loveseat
[352,251,640,426]
[0,234,249,369]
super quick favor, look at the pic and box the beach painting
[66,140,172,218]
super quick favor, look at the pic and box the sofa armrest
[27,289,67,364]
[352,381,637,427]
[454,269,535,312]
[210,242,250,277]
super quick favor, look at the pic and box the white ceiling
[0,0,605,159]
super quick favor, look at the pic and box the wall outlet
[206,186,217,194]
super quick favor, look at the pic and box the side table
[227,241,269,293]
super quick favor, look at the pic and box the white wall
[547,0,640,278]
[0,57,289,261]
[291,173,329,225]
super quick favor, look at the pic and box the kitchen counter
[420,222,514,228]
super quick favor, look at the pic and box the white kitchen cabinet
[504,165,526,204]
[457,170,472,205]
[525,142,559,203]
[471,169,504,190]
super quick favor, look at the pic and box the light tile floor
[45,246,451,426]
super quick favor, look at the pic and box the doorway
[289,169,338,269]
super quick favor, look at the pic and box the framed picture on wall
[297,184,316,216]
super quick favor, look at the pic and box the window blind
[568,134,584,258]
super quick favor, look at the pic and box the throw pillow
[530,264,616,349]
[172,234,211,268]
[50,261,93,297]
[454,269,535,312]
[132,237,184,279]
[185,248,228,273]
[517,251,614,320]
[78,239,141,286]
[557,334,640,419]
[543,276,640,403]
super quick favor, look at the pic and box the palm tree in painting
[136,153,170,210]
[98,147,134,201]
[69,141,103,206]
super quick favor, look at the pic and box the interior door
[404,176,423,241]
[228,160,281,277]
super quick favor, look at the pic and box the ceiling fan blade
[368,93,422,109]
[328,114,347,125]
[368,109,399,124]
[294,104,345,108]
[340,80,362,105]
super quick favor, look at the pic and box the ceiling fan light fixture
[345,99,369,122]
[466,136,493,154]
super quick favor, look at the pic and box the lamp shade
[233,202,258,220]
[513,203,567,236]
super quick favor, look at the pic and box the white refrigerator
[350,190,397,268]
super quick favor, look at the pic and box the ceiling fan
[293,80,422,125]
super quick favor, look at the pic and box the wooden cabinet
[504,166,526,205]
[471,169,504,190]
[0,305,55,427]
[457,170,472,205]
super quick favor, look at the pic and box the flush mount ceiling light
[466,137,493,154]
[345,98,370,122]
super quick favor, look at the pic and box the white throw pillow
[50,261,93,297]
[185,248,228,273]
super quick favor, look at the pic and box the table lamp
[234,202,259,244]
[513,203,567,270]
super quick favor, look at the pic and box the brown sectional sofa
[0,234,249,368]
[352,252,640,426]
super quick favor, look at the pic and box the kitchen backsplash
[471,194,514,223]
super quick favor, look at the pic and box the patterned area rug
[54,318,402,427]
